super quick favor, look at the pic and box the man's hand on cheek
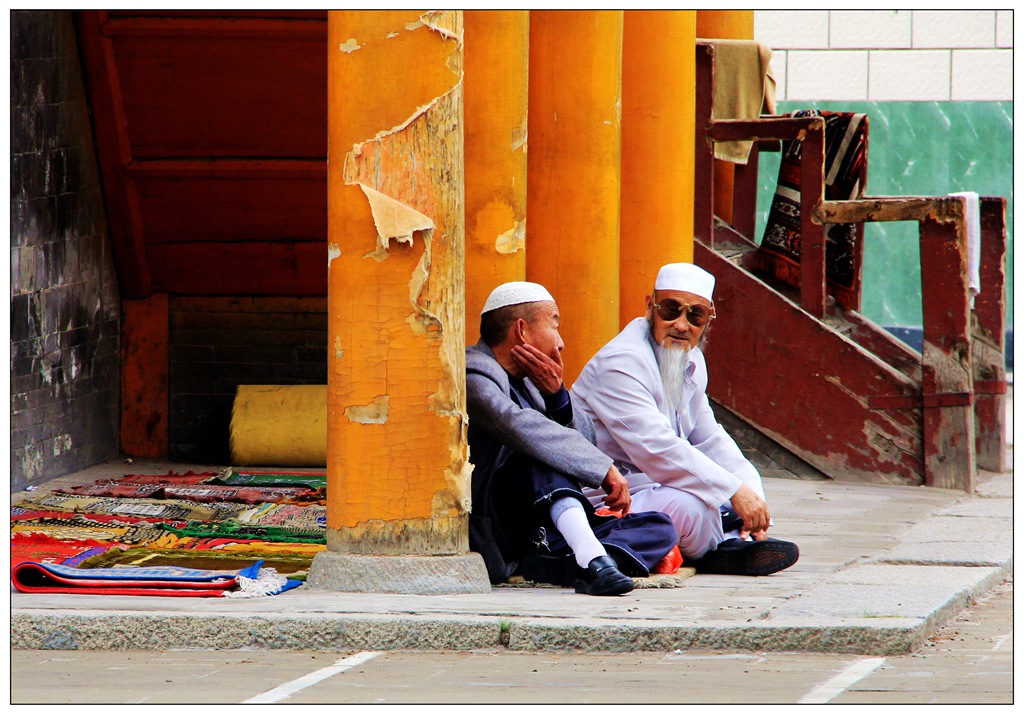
[511,343,564,395]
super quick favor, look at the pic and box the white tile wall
[912,11,995,49]
[787,50,868,101]
[769,49,787,103]
[995,11,1013,48]
[869,51,951,101]
[754,11,829,50]
[952,50,1014,100]
[830,10,911,49]
[754,10,1011,102]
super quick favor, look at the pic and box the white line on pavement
[242,651,382,704]
[798,657,886,704]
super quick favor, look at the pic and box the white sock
[551,498,607,569]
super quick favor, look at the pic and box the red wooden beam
[146,241,327,296]
[972,197,1008,472]
[74,10,152,298]
[121,294,169,457]
[706,116,819,143]
[694,43,715,247]
[799,120,826,318]
[696,240,925,486]
[918,205,975,491]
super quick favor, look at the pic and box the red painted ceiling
[76,10,329,298]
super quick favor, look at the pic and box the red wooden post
[799,120,826,318]
[919,203,975,491]
[694,43,716,247]
[972,197,1008,472]
[120,294,169,457]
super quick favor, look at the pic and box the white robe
[571,317,765,512]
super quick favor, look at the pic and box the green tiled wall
[756,101,1013,329]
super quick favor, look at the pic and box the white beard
[654,339,691,413]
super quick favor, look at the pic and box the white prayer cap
[655,263,715,302]
[482,281,555,314]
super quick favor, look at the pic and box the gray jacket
[465,341,613,492]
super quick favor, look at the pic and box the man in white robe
[571,263,799,576]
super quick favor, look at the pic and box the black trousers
[472,453,678,583]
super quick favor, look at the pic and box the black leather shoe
[689,538,799,576]
[574,555,635,596]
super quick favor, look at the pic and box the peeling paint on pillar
[327,11,470,555]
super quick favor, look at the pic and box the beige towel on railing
[701,38,777,164]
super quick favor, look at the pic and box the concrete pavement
[10,452,1012,656]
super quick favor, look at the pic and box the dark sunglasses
[652,299,716,327]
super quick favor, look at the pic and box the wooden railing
[695,40,1008,491]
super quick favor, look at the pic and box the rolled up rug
[11,559,301,598]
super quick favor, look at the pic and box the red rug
[10,559,295,597]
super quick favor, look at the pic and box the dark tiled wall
[168,297,328,464]
[10,11,121,490]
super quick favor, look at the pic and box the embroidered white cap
[655,263,715,302]
[481,281,555,314]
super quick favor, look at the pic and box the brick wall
[169,297,328,463]
[11,11,121,490]
[756,10,1013,101]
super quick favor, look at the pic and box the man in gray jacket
[466,282,678,596]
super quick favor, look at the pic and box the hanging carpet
[757,109,868,310]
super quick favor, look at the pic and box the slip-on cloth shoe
[574,555,635,596]
[689,538,799,576]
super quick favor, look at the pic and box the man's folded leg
[509,459,677,595]
[550,498,634,596]
[630,484,799,576]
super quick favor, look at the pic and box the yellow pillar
[526,10,623,383]
[696,10,755,225]
[310,10,488,594]
[464,11,529,343]
[620,10,696,327]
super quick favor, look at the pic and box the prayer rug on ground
[11,559,302,598]
[138,531,325,554]
[214,469,328,490]
[16,493,250,521]
[116,471,220,484]
[156,520,326,544]
[10,532,122,569]
[77,547,316,579]
[11,520,157,545]
[61,481,320,505]
[236,502,327,529]
[10,510,174,545]
[11,507,186,527]
[757,109,868,310]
